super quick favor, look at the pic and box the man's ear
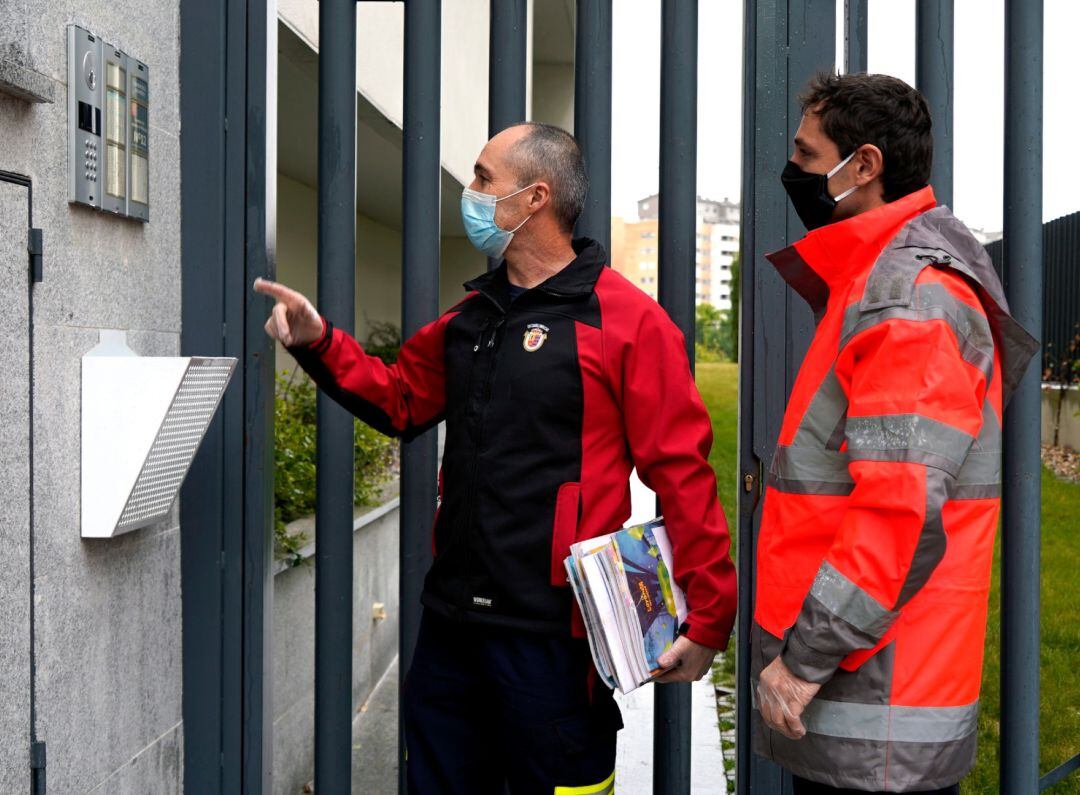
[527,181,552,212]
[854,143,885,186]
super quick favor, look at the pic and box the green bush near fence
[694,362,1080,794]
[273,370,397,566]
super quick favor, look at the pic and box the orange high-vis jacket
[751,187,1037,792]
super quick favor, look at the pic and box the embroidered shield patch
[522,323,549,352]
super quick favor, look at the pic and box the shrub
[274,369,398,566]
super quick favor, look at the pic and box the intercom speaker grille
[115,359,233,532]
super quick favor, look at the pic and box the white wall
[277,0,490,187]
[274,174,484,375]
[532,62,575,131]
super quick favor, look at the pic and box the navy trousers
[403,609,622,794]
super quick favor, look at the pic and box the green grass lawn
[694,362,1080,794]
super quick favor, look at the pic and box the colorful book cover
[610,520,683,673]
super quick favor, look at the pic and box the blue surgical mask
[461,183,537,259]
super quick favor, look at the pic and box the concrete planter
[271,482,401,795]
[1042,385,1080,450]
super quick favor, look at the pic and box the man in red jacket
[753,73,1036,793]
[256,122,737,794]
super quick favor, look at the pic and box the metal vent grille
[115,360,233,531]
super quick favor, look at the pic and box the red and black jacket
[287,238,737,649]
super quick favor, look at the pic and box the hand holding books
[563,517,696,694]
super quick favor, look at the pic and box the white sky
[610,0,1079,233]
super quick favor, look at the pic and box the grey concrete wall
[272,498,402,795]
[0,179,33,794]
[0,2,183,793]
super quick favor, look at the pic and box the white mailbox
[81,330,236,538]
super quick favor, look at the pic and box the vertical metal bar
[843,0,867,74]
[488,0,528,136]
[736,0,757,787]
[916,0,954,209]
[179,0,229,788]
[1001,1,1043,792]
[399,2,441,793]
[487,0,528,271]
[573,0,613,256]
[221,0,248,788]
[315,0,357,791]
[654,2,697,792]
[242,0,277,791]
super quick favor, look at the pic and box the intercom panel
[67,25,102,209]
[127,58,149,222]
[101,43,127,216]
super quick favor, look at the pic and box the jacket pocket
[551,482,581,586]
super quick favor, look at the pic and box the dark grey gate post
[654,2,696,792]
[180,0,275,789]
[399,1,442,792]
[843,0,867,74]
[737,1,835,793]
[1000,1,1043,792]
[315,0,358,791]
[573,0,613,255]
[916,0,954,209]
[487,0,528,271]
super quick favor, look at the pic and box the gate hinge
[28,228,43,283]
[30,740,46,794]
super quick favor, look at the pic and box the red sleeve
[615,306,737,650]
[287,311,457,441]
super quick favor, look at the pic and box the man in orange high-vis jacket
[751,73,1038,794]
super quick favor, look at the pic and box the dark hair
[799,72,933,203]
[506,122,589,233]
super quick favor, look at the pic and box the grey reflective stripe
[809,561,897,638]
[953,401,1002,498]
[841,283,996,382]
[793,368,848,449]
[895,467,950,609]
[845,414,975,478]
[799,698,980,743]
[769,445,853,495]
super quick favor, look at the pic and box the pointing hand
[252,277,324,348]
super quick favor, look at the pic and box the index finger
[252,277,298,303]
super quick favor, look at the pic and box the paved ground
[348,656,728,794]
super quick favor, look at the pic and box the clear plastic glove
[755,656,821,740]
[252,277,324,348]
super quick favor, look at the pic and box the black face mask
[780,150,859,231]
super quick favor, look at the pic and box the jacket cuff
[680,616,730,651]
[780,560,900,685]
[781,625,845,684]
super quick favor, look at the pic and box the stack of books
[564,517,688,694]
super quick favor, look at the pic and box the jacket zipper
[458,294,506,615]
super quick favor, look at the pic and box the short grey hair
[506,123,589,233]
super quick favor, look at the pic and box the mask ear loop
[496,182,540,233]
[827,149,860,203]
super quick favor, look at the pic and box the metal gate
[177,0,1076,792]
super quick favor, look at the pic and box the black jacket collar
[463,237,608,311]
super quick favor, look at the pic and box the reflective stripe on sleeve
[808,561,898,638]
[845,414,975,478]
